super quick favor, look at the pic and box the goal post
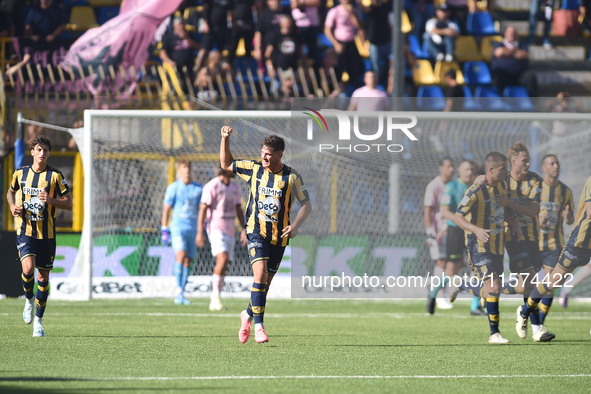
[48,109,591,300]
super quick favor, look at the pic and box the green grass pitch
[1,298,591,393]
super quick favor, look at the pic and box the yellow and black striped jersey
[505,172,542,242]
[10,165,70,240]
[539,180,574,251]
[568,176,591,249]
[233,160,310,246]
[456,181,508,255]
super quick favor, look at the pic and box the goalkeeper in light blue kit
[161,160,203,305]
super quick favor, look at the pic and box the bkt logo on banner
[303,108,418,153]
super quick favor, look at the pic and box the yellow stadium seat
[412,59,437,86]
[67,6,99,31]
[433,61,465,86]
[235,38,246,57]
[355,36,370,58]
[454,35,483,62]
[480,35,503,62]
[402,11,412,34]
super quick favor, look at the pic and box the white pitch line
[2,374,591,381]
[1,312,591,320]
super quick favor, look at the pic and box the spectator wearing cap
[424,3,459,62]
[491,26,538,97]
[443,70,464,112]
[24,0,66,42]
[324,0,366,87]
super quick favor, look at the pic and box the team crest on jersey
[278,180,285,189]
[39,180,48,188]
[250,248,256,257]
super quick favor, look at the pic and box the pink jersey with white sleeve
[424,175,447,234]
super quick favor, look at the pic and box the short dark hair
[445,70,457,80]
[262,135,285,152]
[30,135,52,151]
[177,160,191,168]
[542,154,557,165]
[485,151,507,167]
[459,159,473,167]
[439,156,453,167]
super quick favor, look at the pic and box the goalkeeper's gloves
[161,226,171,246]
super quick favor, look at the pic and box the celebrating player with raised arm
[451,152,522,344]
[7,136,73,337]
[220,126,312,343]
[518,175,591,338]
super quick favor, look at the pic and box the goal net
[41,107,591,300]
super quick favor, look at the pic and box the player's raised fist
[221,126,233,138]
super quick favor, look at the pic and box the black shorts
[557,243,591,273]
[246,234,286,275]
[467,236,504,279]
[16,234,56,271]
[506,240,541,273]
[541,248,561,270]
[446,226,465,262]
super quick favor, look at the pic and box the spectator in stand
[291,0,321,63]
[254,0,291,65]
[194,66,219,100]
[0,0,26,37]
[409,0,435,43]
[324,0,366,87]
[358,0,391,87]
[160,17,201,88]
[197,0,234,69]
[24,0,66,42]
[316,47,344,97]
[229,0,256,64]
[424,3,459,62]
[529,0,554,48]
[387,36,417,99]
[348,70,389,111]
[443,70,464,112]
[491,26,538,97]
[580,0,591,36]
[206,50,234,82]
[446,0,474,35]
[546,91,584,135]
[265,16,305,73]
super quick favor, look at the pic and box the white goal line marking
[3,374,591,382]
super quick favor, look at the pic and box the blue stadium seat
[416,86,446,111]
[234,57,260,83]
[562,0,579,9]
[462,86,481,111]
[407,35,428,59]
[475,85,508,111]
[463,61,491,85]
[97,6,119,25]
[503,86,535,111]
[467,12,496,35]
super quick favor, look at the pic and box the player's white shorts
[208,230,235,260]
[428,234,447,261]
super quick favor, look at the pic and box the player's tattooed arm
[6,189,22,216]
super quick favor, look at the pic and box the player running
[196,167,247,311]
[517,175,591,338]
[220,126,312,343]
[535,154,574,328]
[7,136,73,337]
[451,152,522,343]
